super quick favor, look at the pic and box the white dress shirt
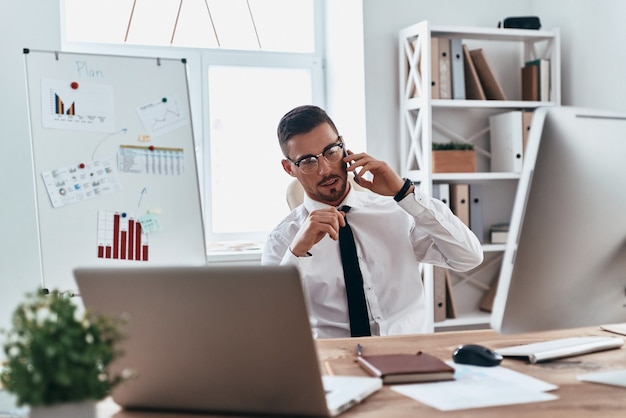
[261,186,483,338]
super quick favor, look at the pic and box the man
[262,105,483,338]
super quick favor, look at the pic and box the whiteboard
[24,50,207,291]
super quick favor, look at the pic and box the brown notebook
[357,352,455,384]
[469,48,507,100]
[521,64,539,101]
[462,44,486,100]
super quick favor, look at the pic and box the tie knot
[339,205,351,213]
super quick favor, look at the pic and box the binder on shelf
[432,183,450,207]
[462,44,486,100]
[469,184,484,244]
[438,37,452,99]
[430,37,440,99]
[522,110,534,150]
[489,111,530,173]
[450,38,466,100]
[525,58,551,101]
[469,48,508,100]
[433,266,447,322]
[450,184,470,227]
[445,272,458,319]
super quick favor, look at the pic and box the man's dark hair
[277,105,339,156]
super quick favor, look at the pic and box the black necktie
[338,206,371,337]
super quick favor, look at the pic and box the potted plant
[432,142,476,173]
[0,289,126,418]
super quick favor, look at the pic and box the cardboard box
[432,150,476,173]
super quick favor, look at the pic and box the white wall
[0,0,61,338]
[531,0,626,111]
[2,0,626,344]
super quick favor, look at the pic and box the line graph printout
[136,96,188,137]
[41,78,115,132]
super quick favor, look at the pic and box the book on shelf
[523,58,550,101]
[450,38,466,99]
[489,222,510,244]
[437,37,452,99]
[469,48,508,100]
[521,64,539,101]
[357,351,455,384]
[462,44,486,100]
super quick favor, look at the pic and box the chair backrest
[286,178,368,210]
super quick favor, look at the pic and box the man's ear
[281,159,297,177]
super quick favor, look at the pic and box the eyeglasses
[287,138,345,174]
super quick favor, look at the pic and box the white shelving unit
[398,21,560,332]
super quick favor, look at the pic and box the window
[207,66,312,238]
[64,0,316,52]
[62,0,324,246]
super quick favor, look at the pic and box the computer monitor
[491,106,626,334]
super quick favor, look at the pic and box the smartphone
[344,149,362,184]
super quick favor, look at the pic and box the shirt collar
[302,183,365,213]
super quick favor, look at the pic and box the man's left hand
[344,150,406,197]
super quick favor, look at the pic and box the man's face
[281,122,349,207]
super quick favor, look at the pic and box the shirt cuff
[397,186,427,215]
[281,248,314,268]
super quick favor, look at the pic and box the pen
[324,361,335,376]
[356,343,363,357]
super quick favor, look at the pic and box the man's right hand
[289,207,346,257]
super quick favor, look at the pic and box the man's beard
[315,174,348,204]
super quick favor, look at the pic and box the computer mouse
[452,344,503,367]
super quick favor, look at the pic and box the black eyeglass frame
[286,136,345,172]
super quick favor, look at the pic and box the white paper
[41,158,121,208]
[391,362,558,411]
[600,323,626,336]
[41,78,115,132]
[578,369,626,388]
[136,96,188,137]
[118,145,184,175]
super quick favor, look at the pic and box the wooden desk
[96,326,626,417]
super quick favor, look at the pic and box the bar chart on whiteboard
[97,210,149,261]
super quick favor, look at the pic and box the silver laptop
[74,265,381,417]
